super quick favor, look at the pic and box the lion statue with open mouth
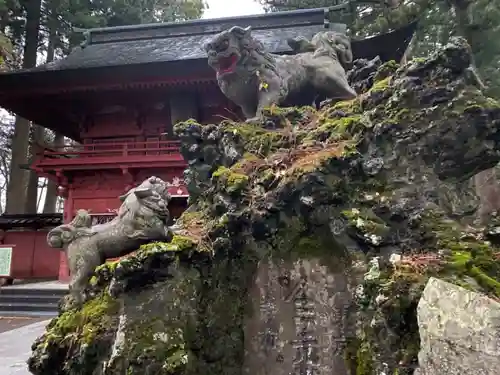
[204,25,357,122]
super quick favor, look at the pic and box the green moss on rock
[370,77,391,92]
[306,114,366,142]
[125,322,188,374]
[342,207,390,243]
[373,60,399,82]
[50,292,119,345]
[29,39,500,375]
[348,209,500,375]
[424,211,500,297]
[29,291,120,375]
[212,165,250,194]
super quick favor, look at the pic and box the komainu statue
[204,26,357,121]
[47,176,172,303]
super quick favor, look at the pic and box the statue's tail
[287,36,315,54]
[311,31,353,71]
[47,225,76,249]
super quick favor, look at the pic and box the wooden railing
[39,140,182,159]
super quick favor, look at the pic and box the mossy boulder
[28,37,500,375]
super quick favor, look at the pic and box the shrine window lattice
[90,213,116,225]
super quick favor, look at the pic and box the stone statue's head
[204,25,269,77]
[119,176,171,218]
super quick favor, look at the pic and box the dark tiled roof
[29,8,342,72]
[0,214,63,230]
[0,6,418,83]
[32,24,338,72]
[24,6,417,75]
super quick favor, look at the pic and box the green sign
[0,246,13,276]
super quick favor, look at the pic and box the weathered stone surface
[103,266,200,375]
[47,176,173,304]
[27,37,500,375]
[243,258,354,375]
[415,277,500,375]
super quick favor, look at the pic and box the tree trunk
[24,125,44,213]
[41,7,61,214]
[43,133,64,213]
[4,0,42,214]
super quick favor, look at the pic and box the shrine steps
[0,285,67,318]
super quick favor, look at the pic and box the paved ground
[0,319,50,375]
[0,280,66,374]
[1,280,69,290]
[0,317,48,333]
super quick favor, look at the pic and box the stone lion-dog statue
[47,176,172,304]
[204,25,357,121]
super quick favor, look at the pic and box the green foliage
[261,0,500,98]
[260,0,424,37]
[259,0,332,12]
[1,0,206,65]
[51,0,206,53]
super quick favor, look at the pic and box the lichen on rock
[28,37,500,375]
[415,277,500,375]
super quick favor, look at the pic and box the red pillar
[58,185,73,282]
[58,252,70,282]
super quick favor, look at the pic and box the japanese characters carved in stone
[204,26,357,121]
[47,176,172,303]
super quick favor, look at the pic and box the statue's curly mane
[70,209,92,228]
[310,31,353,70]
[234,31,277,74]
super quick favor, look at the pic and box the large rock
[27,37,500,375]
[416,277,500,375]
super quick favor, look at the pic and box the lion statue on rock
[204,26,357,121]
[47,176,173,304]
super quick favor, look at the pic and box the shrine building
[0,7,417,282]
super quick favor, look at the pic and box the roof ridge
[79,7,328,35]
[77,6,352,46]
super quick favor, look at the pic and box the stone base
[243,258,355,375]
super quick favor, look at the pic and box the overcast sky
[203,0,265,19]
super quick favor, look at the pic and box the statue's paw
[168,223,182,234]
[164,227,173,241]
